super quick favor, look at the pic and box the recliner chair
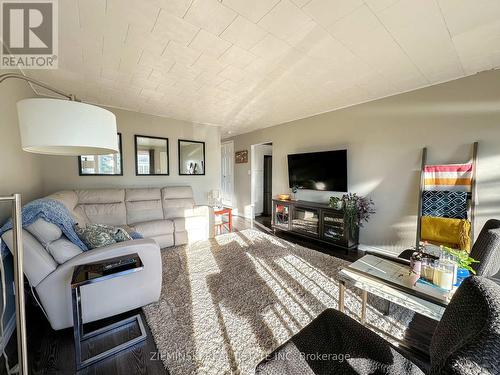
[255,276,500,375]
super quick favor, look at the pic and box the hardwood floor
[1,216,435,374]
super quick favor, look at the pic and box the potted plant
[442,246,480,286]
[329,193,376,243]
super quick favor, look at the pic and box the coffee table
[338,254,455,323]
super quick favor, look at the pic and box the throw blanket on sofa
[0,198,88,257]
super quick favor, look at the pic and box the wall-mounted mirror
[78,133,123,176]
[178,139,205,175]
[135,135,169,175]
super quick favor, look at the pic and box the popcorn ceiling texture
[143,229,413,374]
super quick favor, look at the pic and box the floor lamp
[0,195,26,375]
[0,72,120,374]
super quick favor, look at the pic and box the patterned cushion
[75,224,132,250]
[422,191,467,219]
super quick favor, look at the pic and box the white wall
[225,70,500,256]
[39,107,221,204]
[251,144,273,216]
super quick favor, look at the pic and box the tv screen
[288,150,347,192]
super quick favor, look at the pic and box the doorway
[221,140,234,207]
[263,155,272,216]
[250,142,273,223]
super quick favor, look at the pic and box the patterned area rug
[143,229,414,375]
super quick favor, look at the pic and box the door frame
[221,140,234,207]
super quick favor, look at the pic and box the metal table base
[72,287,147,370]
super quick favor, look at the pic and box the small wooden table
[214,207,232,235]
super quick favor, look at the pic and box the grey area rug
[143,229,414,375]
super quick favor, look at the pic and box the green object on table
[442,246,480,274]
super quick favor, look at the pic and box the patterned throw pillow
[75,224,133,250]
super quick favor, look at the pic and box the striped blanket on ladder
[424,163,473,192]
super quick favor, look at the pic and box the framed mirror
[178,139,205,175]
[135,135,169,175]
[78,133,123,176]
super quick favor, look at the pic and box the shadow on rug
[143,229,414,375]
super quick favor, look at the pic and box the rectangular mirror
[178,139,205,175]
[79,133,123,176]
[135,135,169,175]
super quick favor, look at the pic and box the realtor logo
[1,0,58,69]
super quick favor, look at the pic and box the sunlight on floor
[186,243,231,373]
[247,253,315,327]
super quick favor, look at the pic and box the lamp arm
[0,73,77,101]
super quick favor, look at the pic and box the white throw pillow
[26,218,62,246]
[46,237,83,264]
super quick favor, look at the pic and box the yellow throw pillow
[421,216,471,251]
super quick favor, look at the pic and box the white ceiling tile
[220,16,267,50]
[378,0,464,82]
[303,0,363,27]
[150,0,192,18]
[185,0,237,35]
[258,1,311,40]
[193,53,227,74]
[438,0,500,37]
[223,0,280,23]
[250,34,291,60]
[365,0,399,13]
[219,45,256,69]
[163,41,202,66]
[329,5,427,87]
[153,11,200,44]
[107,0,160,32]
[290,0,312,8]
[452,20,500,74]
[219,65,246,82]
[189,30,232,58]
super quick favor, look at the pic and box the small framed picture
[235,150,248,164]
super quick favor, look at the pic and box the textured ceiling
[25,0,500,136]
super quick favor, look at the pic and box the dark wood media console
[271,199,358,249]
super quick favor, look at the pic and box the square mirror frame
[134,135,170,176]
[78,133,123,176]
[178,139,206,176]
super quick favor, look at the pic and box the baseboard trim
[0,313,16,353]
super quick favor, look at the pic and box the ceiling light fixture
[0,73,118,156]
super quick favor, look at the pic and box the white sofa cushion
[26,218,62,246]
[1,230,57,287]
[47,237,83,264]
[133,219,174,238]
[173,216,207,232]
[125,188,163,225]
[162,199,195,219]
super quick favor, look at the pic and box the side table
[214,207,233,235]
[71,253,147,370]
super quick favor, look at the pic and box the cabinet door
[321,210,346,244]
[292,206,320,237]
[273,202,291,230]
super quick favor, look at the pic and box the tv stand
[271,199,358,249]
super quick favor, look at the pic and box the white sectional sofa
[1,186,213,330]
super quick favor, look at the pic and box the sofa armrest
[35,239,162,330]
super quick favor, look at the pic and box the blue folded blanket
[422,190,468,219]
[0,198,88,257]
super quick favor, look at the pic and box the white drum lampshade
[16,98,119,156]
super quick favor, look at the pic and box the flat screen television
[288,150,347,192]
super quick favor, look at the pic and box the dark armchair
[255,276,500,375]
